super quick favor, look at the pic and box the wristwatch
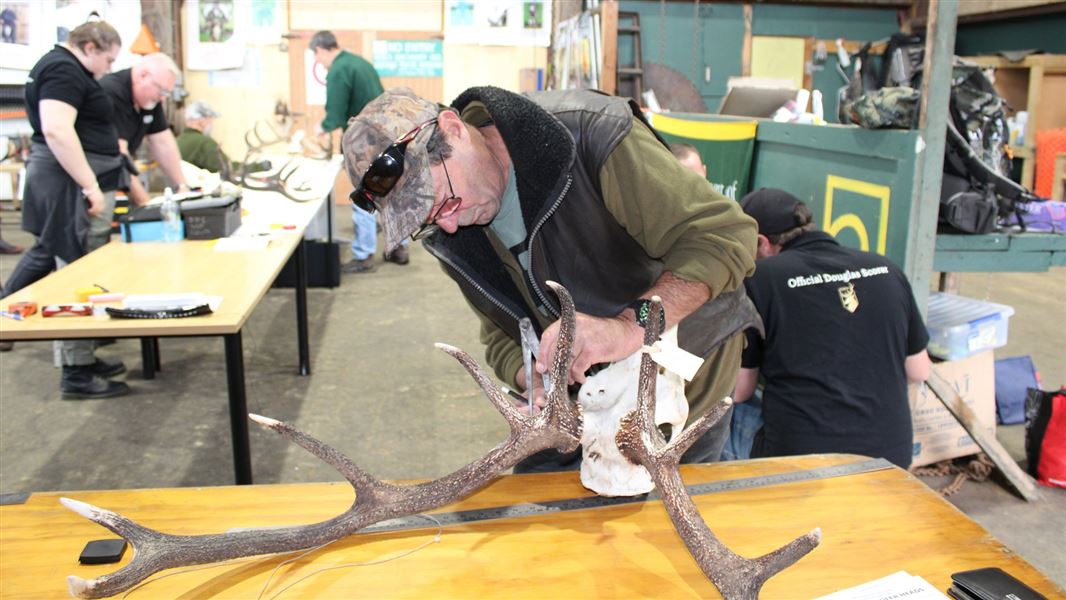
[628,299,665,328]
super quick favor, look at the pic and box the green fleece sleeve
[600,119,757,296]
[320,66,353,132]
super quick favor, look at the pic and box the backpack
[840,35,1040,232]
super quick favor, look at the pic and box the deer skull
[578,326,688,496]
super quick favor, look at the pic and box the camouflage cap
[342,88,440,252]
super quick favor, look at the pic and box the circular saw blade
[644,63,708,113]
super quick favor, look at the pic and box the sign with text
[371,40,443,78]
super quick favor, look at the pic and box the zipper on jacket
[425,244,524,324]
[525,175,573,318]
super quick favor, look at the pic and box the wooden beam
[904,0,957,317]
[741,4,752,76]
[600,0,618,96]
[925,368,1042,502]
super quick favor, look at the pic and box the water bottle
[161,187,182,242]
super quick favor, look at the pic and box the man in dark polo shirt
[100,52,189,204]
[733,188,930,468]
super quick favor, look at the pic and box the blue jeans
[719,391,763,461]
[351,205,408,259]
[350,204,377,260]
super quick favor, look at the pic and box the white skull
[577,326,689,496]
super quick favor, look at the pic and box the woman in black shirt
[8,20,133,399]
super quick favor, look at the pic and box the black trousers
[1,240,54,297]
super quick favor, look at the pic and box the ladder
[616,11,645,106]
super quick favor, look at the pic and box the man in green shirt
[177,101,268,175]
[176,100,226,172]
[310,30,406,273]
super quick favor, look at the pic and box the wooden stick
[924,367,1041,502]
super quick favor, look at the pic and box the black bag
[939,173,998,234]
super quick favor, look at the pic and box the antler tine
[543,281,574,395]
[435,343,529,429]
[617,306,820,599]
[635,295,666,443]
[61,288,591,598]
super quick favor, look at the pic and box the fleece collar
[451,86,575,226]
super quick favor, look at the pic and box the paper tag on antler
[643,335,704,382]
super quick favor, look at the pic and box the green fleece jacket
[320,51,384,132]
[458,110,756,421]
[176,127,227,173]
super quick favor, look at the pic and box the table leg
[140,337,157,379]
[152,337,161,371]
[224,332,253,485]
[295,239,310,376]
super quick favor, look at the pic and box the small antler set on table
[61,283,819,599]
[216,102,325,201]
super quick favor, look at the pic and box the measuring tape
[361,457,893,534]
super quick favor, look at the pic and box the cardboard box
[909,350,996,467]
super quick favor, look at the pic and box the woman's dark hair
[67,20,121,53]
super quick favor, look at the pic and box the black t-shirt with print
[99,68,168,154]
[742,230,929,468]
[25,45,119,155]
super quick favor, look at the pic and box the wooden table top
[0,235,302,339]
[1,455,1060,599]
[0,158,340,341]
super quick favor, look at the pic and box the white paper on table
[813,571,949,600]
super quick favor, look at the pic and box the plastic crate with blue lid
[925,292,1014,360]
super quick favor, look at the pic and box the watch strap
[628,299,665,328]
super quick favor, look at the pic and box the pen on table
[1,310,24,321]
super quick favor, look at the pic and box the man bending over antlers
[341,87,758,472]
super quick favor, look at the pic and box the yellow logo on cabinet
[823,175,891,256]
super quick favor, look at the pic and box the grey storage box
[181,194,242,240]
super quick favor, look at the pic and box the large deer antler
[61,282,582,599]
[616,296,821,599]
[61,284,818,599]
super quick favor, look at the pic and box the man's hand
[84,187,105,217]
[513,364,548,415]
[537,312,644,385]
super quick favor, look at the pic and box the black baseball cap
[739,188,809,235]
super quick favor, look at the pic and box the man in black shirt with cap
[734,188,930,468]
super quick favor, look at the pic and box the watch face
[634,301,652,325]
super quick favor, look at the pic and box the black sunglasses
[350,118,437,213]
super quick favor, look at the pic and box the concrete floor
[1,214,1064,591]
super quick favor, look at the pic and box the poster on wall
[304,48,326,106]
[372,40,443,78]
[0,0,141,79]
[444,0,550,48]
[246,0,280,45]
[0,0,43,71]
[55,0,141,71]
[208,47,260,87]
[185,0,246,70]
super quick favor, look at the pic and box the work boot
[88,357,127,378]
[383,246,410,265]
[342,257,376,274]
[61,365,131,400]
